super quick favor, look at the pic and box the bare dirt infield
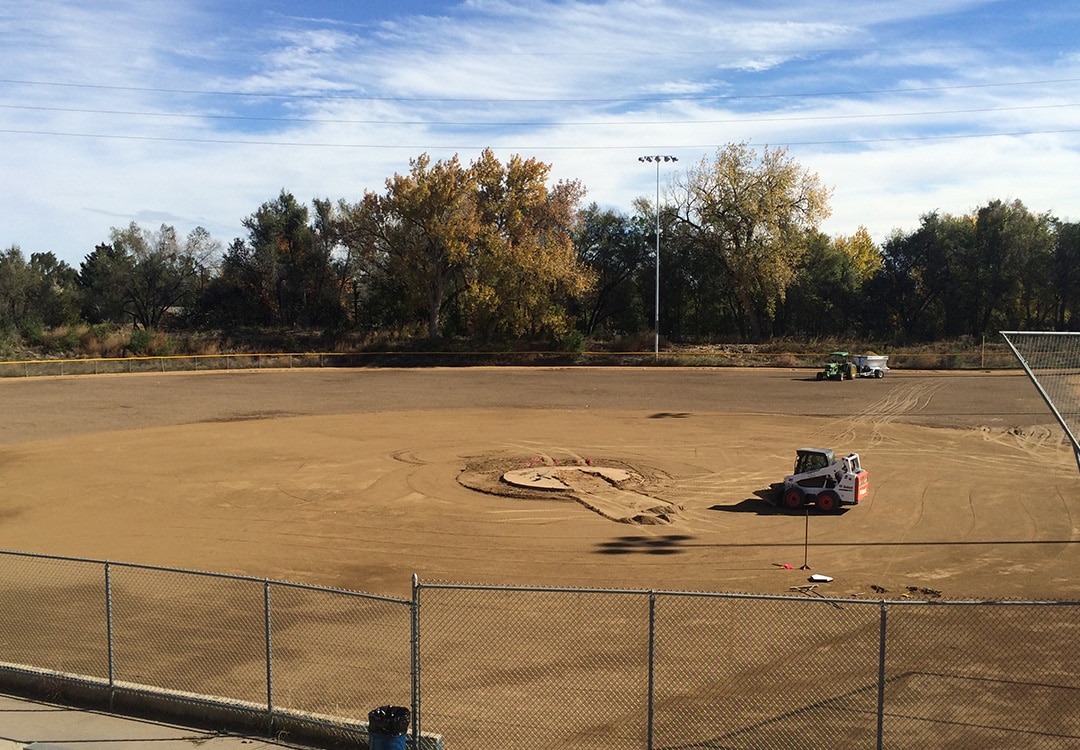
[1,366,1078,602]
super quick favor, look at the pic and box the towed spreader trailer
[851,355,889,378]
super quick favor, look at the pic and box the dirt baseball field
[1,366,1078,603]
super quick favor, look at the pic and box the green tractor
[817,351,856,381]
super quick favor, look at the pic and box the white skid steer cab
[780,448,869,513]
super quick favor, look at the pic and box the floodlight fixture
[637,155,678,164]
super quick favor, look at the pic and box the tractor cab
[819,352,855,381]
[793,448,835,475]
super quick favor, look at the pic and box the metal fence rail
[1,550,1078,749]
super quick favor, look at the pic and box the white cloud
[1,0,1078,267]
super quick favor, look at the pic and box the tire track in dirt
[1046,486,1080,568]
[804,379,1070,476]
[976,424,1072,464]
[847,380,1073,478]
[820,379,952,447]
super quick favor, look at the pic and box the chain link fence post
[263,581,273,736]
[877,599,887,750]
[647,590,656,750]
[105,561,115,708]
[411,573,421,750]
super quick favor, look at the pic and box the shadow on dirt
[710,498,784,515]
[709,485,851,516]
[596,534,694,555]
[648,412,691,419]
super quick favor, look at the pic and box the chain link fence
[415,585,651,749]
[0,551,412,745]
[2,551,1079,749]
[415,585,1080,750]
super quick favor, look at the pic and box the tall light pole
[638,155,677,358]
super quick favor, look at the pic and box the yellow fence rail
[0,347,1022,378]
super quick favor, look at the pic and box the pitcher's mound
[458,455,680,525]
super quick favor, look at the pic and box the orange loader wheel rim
[817,491,839,513]
[782,488,804,509]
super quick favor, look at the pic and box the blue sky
[2,0,1078,267]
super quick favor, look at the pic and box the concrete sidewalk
[0,694,296,750]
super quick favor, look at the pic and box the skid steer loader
[779,448,868,513]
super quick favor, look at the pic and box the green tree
[79,224,218,329]
[334,192,415,333]
[572,203,650,337]
[868,203,1063,341]
[673,142,832,341]
[111,223,213,329]
[0,246,34,326]
[27,251,79,327]
[78,240,136,324]
[243,191,315,326]
[1052,221,1080,329]
[199,238,268,326]
[971,199,1054,333]
[215,190,343,328]
[311,197,354,330]
[868,212,976,341]
[779,231,862,337]
[0,247,78,347]
[647,199,741,341]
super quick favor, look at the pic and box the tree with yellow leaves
[673,142,831,341]
[833,226,882,284]
[341,154,477,339]
[465,149,594,340]
[342,150,593,341]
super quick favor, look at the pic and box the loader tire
[782,487,805,510]
[816,491,841,513]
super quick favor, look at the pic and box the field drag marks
[820,378,952,447]
[2,368,1078,601]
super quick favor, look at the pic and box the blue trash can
[368,705,410,750]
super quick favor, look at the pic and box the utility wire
[2,76,1078,104]
[2,126,1077,150]
[1,102,1076,127]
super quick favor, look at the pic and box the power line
[2,126,1077,150]
[1,101,1077,127]
[2,76,1078,104]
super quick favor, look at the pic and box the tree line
[2,143,1078,354]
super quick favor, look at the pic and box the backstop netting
[1001,331,1080,473]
